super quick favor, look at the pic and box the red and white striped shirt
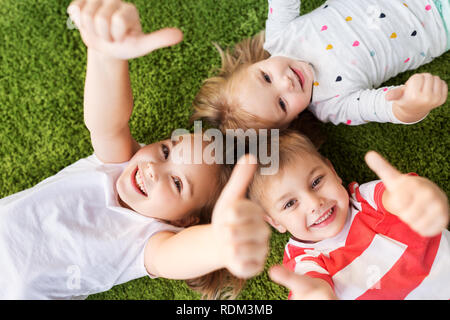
[283,180,450,300]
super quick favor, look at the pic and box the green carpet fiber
[0,0,448,299]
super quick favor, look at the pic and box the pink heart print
[353,41,360,47]
[321,25,328,31]
[425,4,432,10]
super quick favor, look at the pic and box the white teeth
[135,170,146,195]
[313,207,333,225]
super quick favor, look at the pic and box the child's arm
[269,265,337,300]
[144,155,271,280]
[311,72,447,126]
[265,0,301,41]
[386,73,448,123]
[67,0,182,163]
[365,151,449,237]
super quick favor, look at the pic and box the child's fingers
[364,151,402,190]
[406,73,425,91]
[111,2,140,42]
[232,242,268,262]
[67,0,86,27]
[385,86,404,102]
[421,73,434,95]
[94,0,121,41]
[435,77,448,106]
[269,265,301,292]
[229,221,270,243]
[80,0,102,36]
[133,28,184,55]
[441,80,448,101]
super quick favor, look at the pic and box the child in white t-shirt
[0,0,270,299]
[192,0,449,131]
[248,131,449,299]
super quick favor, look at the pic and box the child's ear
[264,214,287,233]
[324,158,342,184]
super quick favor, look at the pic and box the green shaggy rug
[0,0,448,299]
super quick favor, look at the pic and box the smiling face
[116,134,221,223]
[233,56,314,128]
[261,154,349,242]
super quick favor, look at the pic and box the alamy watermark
[170,121,280,175]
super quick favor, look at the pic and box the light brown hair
[190,32,326,148]
[248,130,326,211]
[191,31,272,131]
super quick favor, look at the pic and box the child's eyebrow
[309,166,322,179]
[274,192,293,209]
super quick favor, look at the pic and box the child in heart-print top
[192,0,449,130]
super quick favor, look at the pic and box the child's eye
[312,176,323,189]
[283,199,297,210]
[172,176,182,193]
[262,72,271,83]
[161,144,170,160]
[279,98,287,112]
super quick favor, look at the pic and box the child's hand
[211,155,270,279]
[365,151,449,237]
[67,0,183,60]
[386,73,448,123]
[269,265,337,300]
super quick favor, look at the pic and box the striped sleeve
[283,243,334,292]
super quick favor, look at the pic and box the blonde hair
[248,130,325,211]
[191,31,272,131]
[190,32,326,148]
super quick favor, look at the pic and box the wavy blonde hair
[191,32,326,148]
[191,31,271,131]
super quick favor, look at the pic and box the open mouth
[291,67,305,89]
[131,167,148,197]
[309,206,336,228]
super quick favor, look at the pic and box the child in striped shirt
[248,131,449,299]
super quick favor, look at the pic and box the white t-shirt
[264,0,447,125]
[0,154,181,299]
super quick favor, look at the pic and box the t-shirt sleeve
[265,0,301,41]
[309,86,423,125]
[348,180,386,213]
[142,221,184,279]
[283,243,334,298]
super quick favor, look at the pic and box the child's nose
[280,74,294,91]
[308,194,324,214]
[144,162,158,182]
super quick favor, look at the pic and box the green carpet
[0,0,448,300]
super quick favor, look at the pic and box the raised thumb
[364,151,402,190]
[132,27,183,56]
[217,154,258,205]
[385,86,405,102]
[269,265,303,292]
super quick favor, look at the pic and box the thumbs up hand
[386,73,448,123]
[365,151,449,237]
[269,265,337,300]
[67,0,183,60]
[211,154,271,279]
